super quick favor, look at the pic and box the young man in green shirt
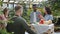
[6,5,36,34]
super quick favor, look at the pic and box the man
[30,4,41,24]
[6,5,36,34]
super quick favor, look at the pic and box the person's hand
[30,25,37,32]
[38,14,44,19]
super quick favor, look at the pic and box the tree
[48,0,60,11]
[43,0,60,16]
[20,1,30,23]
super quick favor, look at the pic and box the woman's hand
[38,14,44,19]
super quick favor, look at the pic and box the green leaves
[48,0,60,10]
[0,0,3,6]
[47,0,60,16]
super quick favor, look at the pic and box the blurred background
[0,0,60,34]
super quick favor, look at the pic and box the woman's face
[5,10,9,15]
[44,8,47,14]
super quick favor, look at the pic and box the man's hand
[30,24,37,32]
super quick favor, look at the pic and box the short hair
[3,8,8,14]
[33,4,37,8]
[15,5,21,11]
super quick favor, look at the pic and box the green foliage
[48,0,60,16]
[1,0,60,33]
[41,0,60,16]
[0,10,14,34]
[9,10,15,18]
[0,29,13,34]
[0,10,3,14]
[0,0,3,6]
[21,2,31,23]
[0,29,7,34]
[48,0,60,11]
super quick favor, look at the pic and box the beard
[34,9,37,12]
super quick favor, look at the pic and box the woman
[3,8,9,19]
[0,8,9,29]
[39,7,53,21]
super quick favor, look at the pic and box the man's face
[33,6,37,11]
[16,9,23,16]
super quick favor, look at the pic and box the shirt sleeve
[30,12,33,23]
[49,15,53,20]
[38,11,42,15]
[44,15,53,21]
[18,18,36,34]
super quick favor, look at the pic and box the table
[31,24,54,34]
[25,32,29,34]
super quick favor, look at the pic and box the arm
[30,12,33,24]
[19,18,36,34]
[38,14,45,20]
[37,11,44,19]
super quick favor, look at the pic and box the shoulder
[45,14,53,17]
[0,14,6,20]
[30,11,34,15]
[20,17,26,22]
[13,16,26,22]
[36,10,41,13]
[49,15,53,17]
[0,14,4,17]
[48,15,53,18]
